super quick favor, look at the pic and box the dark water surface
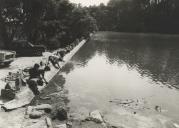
[58,32,179,127]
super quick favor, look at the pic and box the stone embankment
[0,36,90,128]
[0,33,118,128]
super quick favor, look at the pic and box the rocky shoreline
[0,37,93,128]
[30,71,114,128]
[1,32,178,128]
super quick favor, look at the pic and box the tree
[0,0,98,49]
[0,0,24,48]
[0,0,49,47]
[69,7,98,40]
[22,0,49,43]
[88,0,179,34]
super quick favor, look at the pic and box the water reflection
[74,32,179,88]
[71,41,97,67]
[61,62,75,74]
[61,32,179,123]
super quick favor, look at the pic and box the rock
[56,108,68,121]
[25,119,48,128]
[34,104,52,113]
[174,123,179,128]
[66,121,72,128]
[89,110,103,123]
[26,106,33,115]
[102,122,108,128]
[26,104,52,116]
[45,117,53,128]
[29,110,44,119]
[25,106,33,118]
[55,124,67,128]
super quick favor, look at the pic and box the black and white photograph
[0,0,179,128]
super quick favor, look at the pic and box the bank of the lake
[46,31,179,128]
[0,38,88,128]
[1,31,179,128]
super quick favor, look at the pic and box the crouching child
[27,63,50,95]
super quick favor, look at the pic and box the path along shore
[0,39,87,128]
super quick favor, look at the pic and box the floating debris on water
[109,98,149,110]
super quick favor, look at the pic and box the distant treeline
[1,0,179,50]
[87,0,179,34]
[0,0,98,49]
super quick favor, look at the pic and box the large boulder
[29,110,44,119]
[45,117,53,128]
[34,104,52,113]
[88,110,104,123]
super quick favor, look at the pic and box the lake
[57,32,179,127]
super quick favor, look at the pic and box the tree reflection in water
[71,32,179,89]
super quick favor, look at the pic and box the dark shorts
[27,79,40,95]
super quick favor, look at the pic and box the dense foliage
[1,0,179,49]
[88,0,179,34]
[0,0,98,49]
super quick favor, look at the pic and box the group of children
[1,39,81,100]
[27,50,67,95]
[1,50,66,99]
